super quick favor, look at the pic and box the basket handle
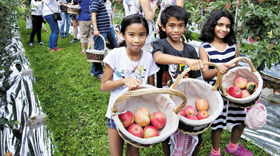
[182,35,187,43]
[112,88,187,114]
[171,62,221,92]
[95,34,107,53]
[219,57,256,97]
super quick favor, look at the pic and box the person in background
[70,0,80,43]
[90,0,110,79]
[43,0,62,52]
[123,0,156,52]
[152,6,204,156]
[199,10,253,156]
[74,0,94,54]
[58,0,71,39]
[155,0,184,39]
[100,14,159,156]
[29,0,44,46]
[104,0,117,49]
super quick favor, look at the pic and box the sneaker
[225,143,253,156]
[51,47,62,52]
[95,74,103,79]
[39,41,44,45]
[209,152,222,156]
[28,43,33,46]
[70,39,79,43]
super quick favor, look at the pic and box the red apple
[179,109,186,117]
[119,111,134,128]
[127,124,144,138]
[226,85,234,92]
[186,115,198,120]
[150,112,166,129]
[195,98,209,111]
[246,81,258,92]
[275,91,280,95]
[225,4,231,9]
[206,0,211,2]
[234,76,248,89]
[134,107,150,127]
[227,85,242,98]
[143,126,159,138]
[184,105,196,116]
[257,0,264,2]
[195,1,199,5]
[235,1,241,7]
[196,111,210,120]
[241,90,251,98]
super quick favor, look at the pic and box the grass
[18,19,271,155]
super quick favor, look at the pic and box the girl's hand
[186,58,204,71]
[155,25,159,34]
[123,78,142,90]
[218,63,235,75]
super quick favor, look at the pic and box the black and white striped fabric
[201,42,236,85]
[200,42,246,130]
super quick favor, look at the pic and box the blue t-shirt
[74,0,91,21]
[90,0,110,33]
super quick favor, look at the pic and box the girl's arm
[153,51,203,71]
[140,0,154,21]
[155,9,162,34]
[148,75,155,86]
[176,0,184,7]
[100,65,143,92]
[199,47,236,81]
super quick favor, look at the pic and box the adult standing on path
[90,0,111,79]
[70,0,80,43]
[43,0,62,52]
[74,0,94,54]
[28,0,44,46]
[123,0,156,52]
[104,0,117,49]
[58,0,71,39]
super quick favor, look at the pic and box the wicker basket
[67,0,81,15]
[86,34,107,63]
[171,62,224,135]
[220,57,263,108]
[111,85,187,148]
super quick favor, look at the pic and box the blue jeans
[107,27,117,48]
[60,12,71,37]
[91,32,109,76]
[44,14,59,50]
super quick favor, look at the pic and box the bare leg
[108,128,124,156]
[125,143,139,156]
[211,128,223,151]
[162,139,170,156]
[231,123,245,144]
[192,143,202,156]
[81,43,87,54]
[72,20,78,39]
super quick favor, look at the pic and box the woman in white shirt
[29,0,44,46]
[43,0,62,52]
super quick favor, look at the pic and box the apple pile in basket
[179,98,210,120]
[119,107,166,139]
[227,76,258,98]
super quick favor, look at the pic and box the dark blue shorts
[107,118,116,129]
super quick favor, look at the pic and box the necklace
[129,50,142,73]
